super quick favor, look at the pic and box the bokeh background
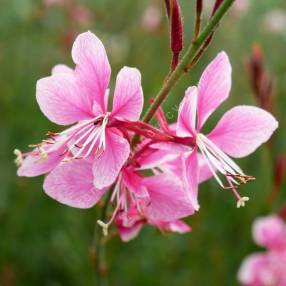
[1,0,286,285]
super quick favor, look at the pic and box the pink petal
[17,144,65,177]
[51,64,73,75]
[92,129,130,189]
[208,105,278,158]
[176,86,198,137]
[137,147,179,170]
[111,67,143,121]
[117,222,143,242]
[154,220,191,234]
[36,73,92,125]
[238,253,273,286]
[122,168,149,198]
[252,215,286,250]
[143,174,196,221]
[44,160,107,208]
[181,150,200,211]
[198,154,214,183]
[115,208,144,242]
[197,52,232,128]
[72,31,111,113]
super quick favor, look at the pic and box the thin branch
[142,0,235,124]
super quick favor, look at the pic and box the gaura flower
[43,157,195,237]
[238,215,286,286]
[152,52,278,208]
[16,31,143,189]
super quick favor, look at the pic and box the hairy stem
[142,0,235,124]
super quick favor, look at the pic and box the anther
[14,149,23,166]
[236,196,250,208]
[97,220,109,236]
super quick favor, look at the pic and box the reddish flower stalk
[186,0,223,72]
[164,0,183,70]
[193,0,203,41]
[247,44,274,113]
[278,204,286,220]
[269,154,286,204]
[212,0,224,16]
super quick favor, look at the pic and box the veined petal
[182,150,200,211]
[36,73,92,125]
[17,147,64,177]
[92,129,130,189]
[44,160,107,208]
[111,67,143,121]
[197,52,232,128]
[143,174,196,221]
[207,105,278,158]
[176,86,198,137]
[72,31,111,114]
[122,168,149,198]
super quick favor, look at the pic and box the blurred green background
[1,0,286,285]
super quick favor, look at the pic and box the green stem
[142,0,235,124]
[93,191,112,286]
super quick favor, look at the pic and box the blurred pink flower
[43,0,66,7]
[152,52,278,207]
[141,4,162,32]
[17,31,143,190]
[70,5,93,26]
[238,215,286,286]
[263,9,286,34]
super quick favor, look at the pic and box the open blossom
[148,52,278,208]
[238,215,286,286]
[43,155,195,238]
[16,31,143,189]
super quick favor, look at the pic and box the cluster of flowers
[238,215,286,286]
[15,31,278,241]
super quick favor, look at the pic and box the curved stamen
[196,133,254,206]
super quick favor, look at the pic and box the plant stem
[93,192,112,286]
[142,0,235,124]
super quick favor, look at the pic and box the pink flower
[16,31,143,189]
[43,156,195,236]
[252,215,286,251]
[162,52,278,207]
[238,215,286,286]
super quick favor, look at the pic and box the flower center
[196,133,255,207]
[61,113,110,160]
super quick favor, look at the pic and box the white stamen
[196,138,225,188]
[196,133,253,206]
[69,124,94,150]
[196,133,251,188]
